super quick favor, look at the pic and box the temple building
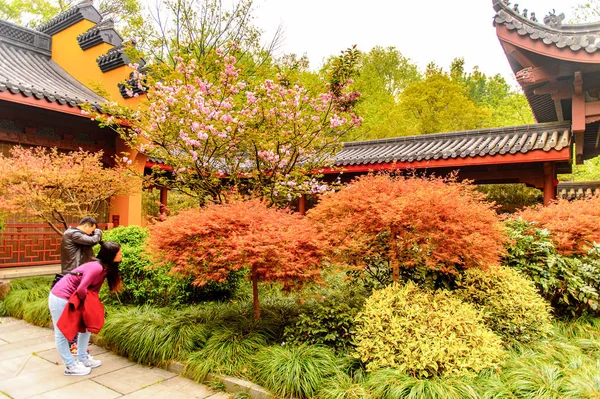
[1,0,600,268]
[0,0,147,267]
[323,0,600,207]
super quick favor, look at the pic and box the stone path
[0,317,231,399]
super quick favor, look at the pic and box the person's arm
[70,229,102,246]
[76,264,103,300]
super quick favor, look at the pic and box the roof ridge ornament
[544,9,565,29]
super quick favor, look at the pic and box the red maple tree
[147,199,325,319]
[517,196,600,256]
[308,174,506,280]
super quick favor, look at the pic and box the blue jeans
[48,292,91,367]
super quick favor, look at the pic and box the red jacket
[57,291,105,341]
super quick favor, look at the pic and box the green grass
[0,300,7,317]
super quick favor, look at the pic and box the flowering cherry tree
[94,46,362,205]
[0,147,138,235]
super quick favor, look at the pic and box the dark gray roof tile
[37,0,101,36]
[335,122,571,167]
[77,19,122,50]
[0,39,105,111]
[493,0,600,54]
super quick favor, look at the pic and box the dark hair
[97,241,122,292]
[79,216,98,227]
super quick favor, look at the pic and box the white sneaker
[64,362,91,376]
[81,355,101,369]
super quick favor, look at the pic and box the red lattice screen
[0,223,111,267]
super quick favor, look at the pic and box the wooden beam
[0,92,91,119]
[516,66,560,86]
[533,81,571,99]
[501,42,537,68]
[554,99,564,121]
[543,162,556,205]
[572,72,586,139]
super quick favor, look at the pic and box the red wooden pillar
[159,187,168,215]
[298,194,307,216]
[543,162,556,206]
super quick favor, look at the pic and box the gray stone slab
[0,353,55,381]
[0,362,91,399]
[36,343,108,365]
[0,325,54,343]
[92,363,176,394]
[121,376,216,399]
[35,379,122,399]
[0,335,56,361]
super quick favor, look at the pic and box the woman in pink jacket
[48,241,122,376]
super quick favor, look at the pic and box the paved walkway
[0,317,231,399]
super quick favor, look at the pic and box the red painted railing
[0,223,111,268]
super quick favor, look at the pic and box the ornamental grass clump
[252,344,339,398]
[455,265,553,344]
[365,368,480,399]
[354,282,505,378]
[317,374,371,399]
[3,279,51,326]
[100,306,209,366]
[185,328,269,382]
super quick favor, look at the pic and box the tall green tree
[348,46,421,140]
[449,58,534,127]
[398,65,491,135]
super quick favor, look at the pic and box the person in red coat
[48,241,122,376]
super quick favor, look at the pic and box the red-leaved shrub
[308,174,506,281]
[517,196,600,256]
[147,199,324,319]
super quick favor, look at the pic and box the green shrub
[253,344,339,399]
[455,265,553,344]
[354,282,505,378]
[503,219,600,317]
[185,328,268,382]
[100,226,243,307]
[365,368,480,399]
[284,295,361,354]
[0,300,7,317]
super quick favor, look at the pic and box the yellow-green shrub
[353,282,505,378]
[455,266,553,344]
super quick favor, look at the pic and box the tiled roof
[77,18,122,50]
[557,181,600,199]
[37,0,101,36]
[96,43,131,72]
[493,0,600,54]
[0,20,105,110]
[335,122,571,167]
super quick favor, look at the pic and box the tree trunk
[252,267,260,320]
[389,225,399,282]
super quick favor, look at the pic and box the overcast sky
[252,0,583,86]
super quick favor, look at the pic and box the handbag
[51,271,83,289]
